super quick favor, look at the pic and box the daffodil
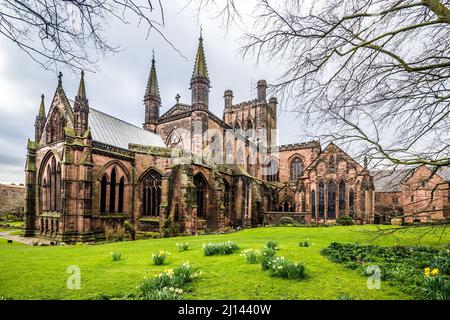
[431,268,439,276]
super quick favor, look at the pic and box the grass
[0,225,448,300]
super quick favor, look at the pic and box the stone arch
[98,160,130,214]
[38,151,62,213]
[97,160,131,183]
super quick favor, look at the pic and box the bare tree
[0,0,240,72]
[0,0,175,71]
[241,0,450,172]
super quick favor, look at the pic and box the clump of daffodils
[203,240,239,256]
[241,249,261,264]
[424,267,440,277]
[176,242,189,251]
[136,262,201,300]
[152,250,170,265]
[267,256,306,280]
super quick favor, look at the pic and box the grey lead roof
[89,108,166,149]
[372,169,411,192]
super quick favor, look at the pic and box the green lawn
[0,225,448,300]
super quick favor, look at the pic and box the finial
[152,49,155,63]
[57,71,63,87]
[41,94,45,100]
[175,93,181,104]
[81,70,84,78]
[200,26,203,40]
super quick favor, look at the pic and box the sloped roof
[373,169,411,192]
[437,166,450,181]
[89,108,166,149]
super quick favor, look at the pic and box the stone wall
[0,183,26,216]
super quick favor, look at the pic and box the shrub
[241,249,260,264]
[176,242,189,252]
[299,239,309,247]
[202,241,239,256]
[267,256,306,280]
[152,250,170,265]
[265,240,279,250]
[260,247,277,271]
[278,216,295,225]
[336,215,354,226]
[111,252,122,261]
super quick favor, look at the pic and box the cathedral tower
[73,71,90,136]
[190,33,210,110]
[144,52,161,132]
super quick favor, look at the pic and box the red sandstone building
[23,35,375,242]
[374,166,450,223]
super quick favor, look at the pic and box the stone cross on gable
[175,93,180,104]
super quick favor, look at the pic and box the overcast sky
[0,1,310,184]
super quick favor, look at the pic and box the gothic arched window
[328,181,336,218]
[100,175,107,213]
[246,118,253,130]
[263,157,279,182]
[290,157,304,180]
[167,131,183,149]
[339,180,346,214]
[194,174,207,219]
[318,182,325,218]
[39,154,62,212]
[118,177,125,213]
[142,170,162,216]
[109,168,116,213]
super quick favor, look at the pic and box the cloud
[0,1,306,183]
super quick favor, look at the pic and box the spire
[145,50,160,97]
[77,70,86,98]
[191,31,209,80]
[73,70,89,136]
[38,94,46,117]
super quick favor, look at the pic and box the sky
[0,1,310,184]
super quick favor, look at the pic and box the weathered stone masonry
[23,34,375,242]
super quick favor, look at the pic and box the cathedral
[23,35,375,242]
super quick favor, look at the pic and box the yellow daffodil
[431,268,439,276]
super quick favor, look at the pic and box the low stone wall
[0,183,26,217]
